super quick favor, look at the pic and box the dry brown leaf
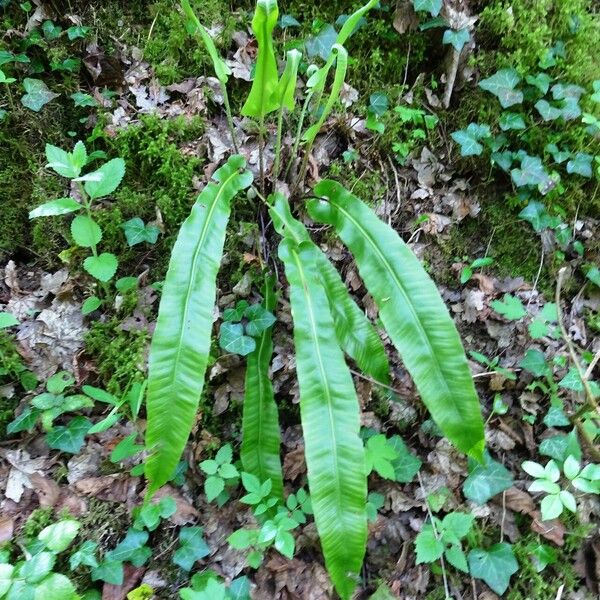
[0,517,14,543]
[152,485,199,525]
[530,512,566,546]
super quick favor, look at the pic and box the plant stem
[284,91,313,182]
[221,83,239,154]
[258,114,266,197]
[273,106,285,183]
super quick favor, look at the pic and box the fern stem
[284,91,313,182]
[273,106,284,182]
[221,83,239,154]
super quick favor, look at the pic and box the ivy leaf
[478,69,523,108]
[535,99,561,121]
[305,24,337,61]
[71,91,98,107]
[71,215,102,248]
[468,543,518,595]
[84,158,126,199]
[525,73,552,95]
[69,540,99,569]
[389,435,422,482]
[412,0,442,17]
[551,83,585,100]
[21,78,59,111]
[0,311,19,328]
[518,201,560,232]
[279,14,300,28]
[84,253,119,282]
[244,304,276,337]
[519,349,549,377]
[566,153,593,177]
[121,217,160,246]
[463,451,513,504]
[105,529,150,566]
[91,560,124,585]
[46,416,92,453]
[499,112,526,131]
[559,97,581,120]
[219,322,256,356]
[442,28,470,52]
[491,293,526,320]
[173,527,210,571]
[586,266,600,287]
[369,92,389,117]
[539,430,581,462]
[511,155,555,194]
[451,130,483,156]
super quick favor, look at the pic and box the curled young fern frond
[144,156,253,495]
[241,274,284,500]
[278,237,367,600]
[308,181,485,460]
[270,193,389,384]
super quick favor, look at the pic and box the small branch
[442,48,461,109]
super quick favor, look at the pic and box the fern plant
[144,1,485,597]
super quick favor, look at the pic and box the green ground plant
[142,2,485,597]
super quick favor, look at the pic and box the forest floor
[0,0,599,599]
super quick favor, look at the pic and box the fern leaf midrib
[254,330,270,479]
[165,170,238,393]
[334,203,457,410]
[292,247,344,520]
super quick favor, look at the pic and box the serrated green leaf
[309,181,485,459]
[84,158,125,199]
[520,348,549,377]
[415,526,444,563]
[491,293,526,320]
[38,519,80,552]
[145,155,253,495]
[84,253,118,282]
[71,215,101,248]
[29,198,81,218]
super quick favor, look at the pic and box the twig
[417,472,451,600]
[443,48,461,109]
[556,268,600,461]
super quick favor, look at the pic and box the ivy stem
[221,83,239,154]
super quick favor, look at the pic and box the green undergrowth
[85,318,148,396]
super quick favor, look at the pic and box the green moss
[477,0,600,84]
[506,533,580,600]
[84,318,148,395]
[439,198,550,293]
[20,508,54,540]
